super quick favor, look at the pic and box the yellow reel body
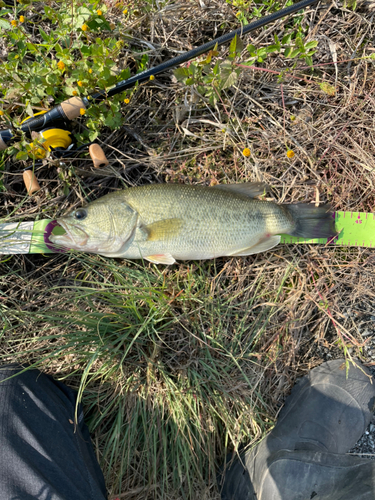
[22,112,72,159]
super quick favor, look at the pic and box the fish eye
[74,208,87,221]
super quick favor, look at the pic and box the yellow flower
[72,90,78,96]
[242,148,251,157]
[123,8,128,14]
[124,98,130,104]
[286,150,295,159]
[149,75,155,81]
[0,110,4,116]
[96,9,102,15]
[77,81,83,87]
[80,108,86,115]
[236,12,242,17]
[81,24,89,31]
[88,68,93,74]
[11,20,18,26]
[57,60,65,70]
[19,15,25,22]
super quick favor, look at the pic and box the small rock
[361,329,372,337]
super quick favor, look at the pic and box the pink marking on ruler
[351,212,353,219]
[366,213,368,220]
[329,234,338,244]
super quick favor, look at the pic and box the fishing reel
[20,111,108,194]
[28,128,73,159]
[22,111,73,160]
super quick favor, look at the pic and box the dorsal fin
[212,182,268,198]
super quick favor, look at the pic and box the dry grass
[1,0,375,498]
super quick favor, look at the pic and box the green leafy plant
[278,33,318,67]
[174,31,319,106]
[174,36,244,106]
[227,0,286,25]
[0,0,145,156]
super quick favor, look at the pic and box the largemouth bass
[50,182,336,264]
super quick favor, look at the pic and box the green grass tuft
[0,253,293,497]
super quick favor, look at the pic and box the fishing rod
[0,0,320,151]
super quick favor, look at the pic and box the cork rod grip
[60,97,86,120]
[0,135,7,151]
[23,170,41,195]
[89,144,109,168]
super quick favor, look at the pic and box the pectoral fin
[213,182,268,198]
[228,235,281,256]
[145,253,176,265]
[141,218,184,242]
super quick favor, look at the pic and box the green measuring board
[280,211,374,248]
[0,219,64,254]
[1,211,374,254]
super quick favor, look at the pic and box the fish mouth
[49,219,90,249]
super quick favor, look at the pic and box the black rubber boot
[220,359,375,500]
[259,449,375,500]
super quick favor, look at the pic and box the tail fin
[284,204,337,239]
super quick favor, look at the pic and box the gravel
[349,361,375,459]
